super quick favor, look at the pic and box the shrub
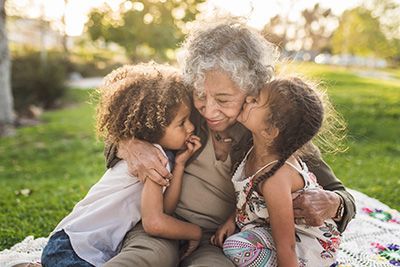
[11,51,67,112]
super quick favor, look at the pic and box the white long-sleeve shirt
[54,145,170,266]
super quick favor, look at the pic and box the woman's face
[193,70,247,132]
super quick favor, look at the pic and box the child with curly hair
[211,77,343,266]
[41,63,202,267]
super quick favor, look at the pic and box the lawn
[0,63,399,250]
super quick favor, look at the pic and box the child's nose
[186,121,195,133]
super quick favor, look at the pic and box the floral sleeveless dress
[223,148,341,267]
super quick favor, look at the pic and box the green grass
[286,62,400,208]
[0,89,104,249]
[1,64,399,250]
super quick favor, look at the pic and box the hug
[42,17,355,267]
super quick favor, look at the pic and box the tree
[365,0,400,39]
[0,0,15,136]
[300,4,335,52]
[262,3,337,54]
[365,0,400,62]
[86,0,205,62]
[332,7,395,59]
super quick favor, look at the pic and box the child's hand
[210,218,236,248]
[175,135,201,166]
[180,238,201,260]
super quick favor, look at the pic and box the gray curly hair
[178,16,279,96]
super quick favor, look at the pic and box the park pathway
[66,77,103,89]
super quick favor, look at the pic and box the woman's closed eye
[216,98,229,104]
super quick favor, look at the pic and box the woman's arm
[298,157,356,232]
[261,167,300,267]
[141,178,202,241]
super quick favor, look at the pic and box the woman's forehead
[202,70,243,95]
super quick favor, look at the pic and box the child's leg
[41,230,93,267]
[223,227,277,267]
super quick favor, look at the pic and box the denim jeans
[41,230,94,267]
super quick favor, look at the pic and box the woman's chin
[208,122,228,132]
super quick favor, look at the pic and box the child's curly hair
[96,63,192,144]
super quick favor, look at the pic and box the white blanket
[1,189,399,267]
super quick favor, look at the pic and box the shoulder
[259,161,303,193]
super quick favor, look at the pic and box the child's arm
[163,135,201,214]
[260,166,300,267]
[141,178,202,241]
[163,163,185,214]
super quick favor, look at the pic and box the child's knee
[222,230,277,266]
[222,234,252,259]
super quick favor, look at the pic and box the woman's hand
[210,215,236,248]
[117,139,172,186]
[292,188,341,226]
[175,135,202,166]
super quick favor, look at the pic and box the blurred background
[0,0,399,250]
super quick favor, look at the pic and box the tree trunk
[0,0,15,136]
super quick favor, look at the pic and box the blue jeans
[41,229,94,267]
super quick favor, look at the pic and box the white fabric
[53,144,170,266]
[1,189,399,266]
[232,154,341,265]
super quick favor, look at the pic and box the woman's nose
[203,99,219,118]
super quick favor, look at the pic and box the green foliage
[86,0,205,61]
[11,51,67,111]
[332,7,396,59]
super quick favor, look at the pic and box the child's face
[237,89,272,134]
[158,103,195,150]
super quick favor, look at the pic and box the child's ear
[261,126,279,141]
[245,96,257,104]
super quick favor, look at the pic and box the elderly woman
[104,17,355,267]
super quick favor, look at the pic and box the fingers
[186,141,194,152]
[154,148,170,172]
[147,168,170,187]
[292,189,327,226]
[188,135,201,142]
[180,240,200,260]
[211,230,226,248]
[120,139,172,184]
[192,139,202,152]
[294,217,307,225]
[215,231,226,247]
[210,235,216,246]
